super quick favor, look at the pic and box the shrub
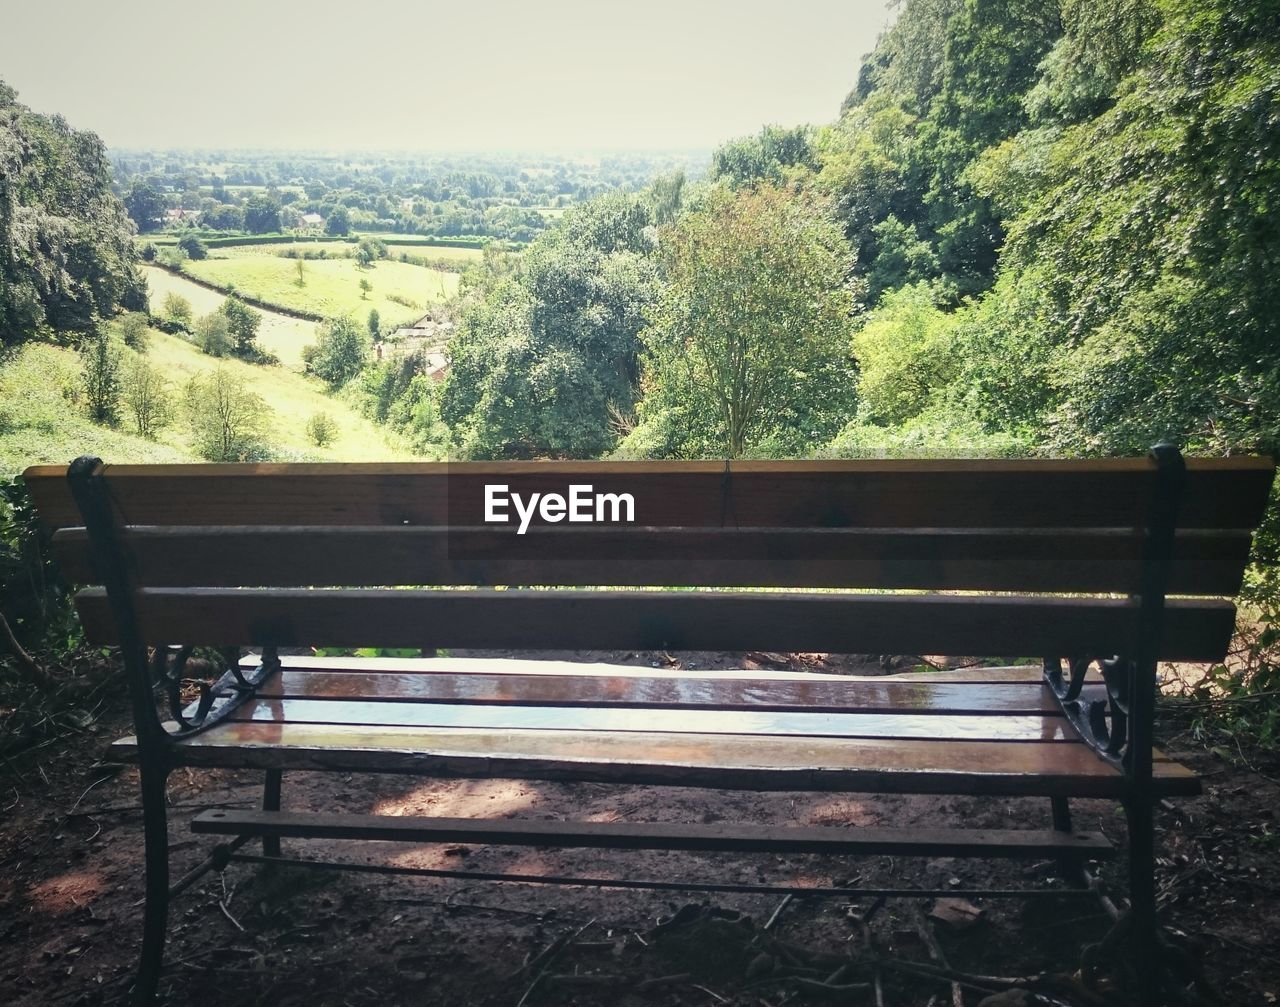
[305,411,338,447]
[117,311,150,351]
[176,234,208,260]
[161,292,193,329]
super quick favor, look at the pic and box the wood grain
[192,808,1116,859]
[229,697,1078,742]
[108,722,1201,797]
[51,525,1252,594]
[75,587,1238,661]
[24,455,1276,530]
[256,667,1081,714]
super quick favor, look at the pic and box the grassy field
[183,255,459,326]
[142,266,321,371]
[0,331,416,477]
[211,240,483,268]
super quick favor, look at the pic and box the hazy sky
[0,0,895,151]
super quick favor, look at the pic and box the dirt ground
[1,650,1278,1007]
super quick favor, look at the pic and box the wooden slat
[51,525,1252,594]
[75,588,1238,661]
[23,456,1276,530]
[245,656,1092,685]
[256,668,1078,714]
[109,722,1200,797]
[229,698,1077,742]
[191,808,1115,859]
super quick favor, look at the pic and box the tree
[354,237,387,267]
[711,125,818,187]
[638,185,856,458]
[243,193,281,234]
[193,310,231,356]
[203,203,244,231]
[185,368,272,461]
[852,282,958,426]
[222,296,262,358]
[121,353,172,437]
[440,192,659,459]
[123,180,166,232]
[79,332,121,425]
[303,317,370,388]
[0,81,144,345]
[367,308,380,337]
[325,206,351,236]
[176,234,208,260]
[358,278,372,299]
[161,292,193,329]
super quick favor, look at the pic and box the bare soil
[1,650,1277,1006]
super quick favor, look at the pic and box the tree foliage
[634,185,856,458]
[303,316,370,388]
[0,80,144,345]
[440,192,659,459]
[184,368,273,461]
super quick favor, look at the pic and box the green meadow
[183,254,459,326]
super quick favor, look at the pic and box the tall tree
[243,193,280,234]
[637,185,857,458]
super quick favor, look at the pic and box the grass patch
[0,333,417,478]
[184,255,459,326]
[141,266,320,371]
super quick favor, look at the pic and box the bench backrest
[23,453,1274,664]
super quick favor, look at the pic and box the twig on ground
[515,917,597,1007]
[764,894,793,932]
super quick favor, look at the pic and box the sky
[0,0,896,152]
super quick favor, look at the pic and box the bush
[305,411,338,447]
[176,234,208,260]
[161,292,193,329]
[185,368,273,461]
[117,311,150,351]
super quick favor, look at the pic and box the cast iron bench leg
[133,764,170,1005]
[262,770,282,858]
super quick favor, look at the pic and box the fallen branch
[0,611,55,692]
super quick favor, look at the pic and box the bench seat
[108,657,1200,798]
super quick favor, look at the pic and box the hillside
[0,327,413,477]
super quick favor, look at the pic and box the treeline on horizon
[111,148,703,244]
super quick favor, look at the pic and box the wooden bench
[24,447,1275,1005]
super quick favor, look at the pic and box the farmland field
[142,266,321,371]
[182,254,459,326]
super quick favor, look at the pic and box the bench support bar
[224,852,1106,899]
[194,808,1115,860]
